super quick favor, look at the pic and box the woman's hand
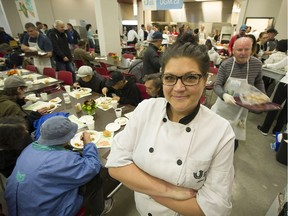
[112,96,120,102]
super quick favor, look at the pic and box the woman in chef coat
[106,43,235,216]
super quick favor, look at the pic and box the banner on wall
[142,0,183,11]
[15,0,39,27]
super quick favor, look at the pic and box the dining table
[0,69,63,94]
[23,89,135,199]
[262,67,286,81]
[92,55,131,70]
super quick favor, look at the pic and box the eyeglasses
[162,73,203,86]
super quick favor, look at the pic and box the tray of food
[234,97,282,112]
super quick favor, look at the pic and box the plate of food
[25,94,39,102]
[70,130,101,149]
[49,97,62,104]
[105,123,121,132]
[95,97,113,110]
[77,87,92,95]
[96,130,113,148]
[46,103,58,113]
[114,117,129,126]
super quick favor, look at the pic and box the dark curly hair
[161,42,210,77]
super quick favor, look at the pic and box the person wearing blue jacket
[5,116,107,216]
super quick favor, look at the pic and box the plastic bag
[238,83,270,105]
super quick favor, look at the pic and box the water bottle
[271,132,282,151]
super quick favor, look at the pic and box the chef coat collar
[166,102,200,125]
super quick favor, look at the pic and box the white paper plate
[49,97,62,104]
[79,115,94,123]
[114,117,128,126]
[70,130,101,149]
[77,87,92,95]
[105,123,121,132]
[25,94,39,102]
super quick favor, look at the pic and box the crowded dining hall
[0,0,287,215]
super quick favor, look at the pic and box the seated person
[0,76,47,133]
[205,39,222,67]
[73,65,106,94]
[102,71,141,106]
[143,73,163,98]
[0,43,23,69]
[74,39,97,67]
[0,116,32,177]
[5,116,113,216]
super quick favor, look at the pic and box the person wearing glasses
[106,43,235,216]
[211,37,265,150]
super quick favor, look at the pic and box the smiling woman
[106,42,235,216]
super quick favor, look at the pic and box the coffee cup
[40,93,48,101]
[86,120,95,130]
[115,108,122,118]
[64,85,71,93]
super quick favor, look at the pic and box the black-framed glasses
[162,73,203,86]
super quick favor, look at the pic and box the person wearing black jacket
[48,20,75,81]
[66,23,80,50]
[0,43,23,69]
[102,71,141,106]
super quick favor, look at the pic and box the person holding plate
[211,37,265,150]
[21,22,53,74]
[5,116,113,216]
[106,43,235,216]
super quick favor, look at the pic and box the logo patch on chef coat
[193,170,207,183]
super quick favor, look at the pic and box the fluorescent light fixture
[122,20,138,25]
[133,0,137,16]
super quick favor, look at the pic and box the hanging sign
[142,0,183,11]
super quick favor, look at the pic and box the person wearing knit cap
[0,75,47,133]
[5,116,113,216]
[73,65,106,94]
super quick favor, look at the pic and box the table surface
[43,90,135,165]
[262,67,286,81]
[0,69,63,94]
[92,55,131,69]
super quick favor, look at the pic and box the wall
[50,0,96,29]
[1,0,23,37]
[238,0,286,38]
[34,0,54,28]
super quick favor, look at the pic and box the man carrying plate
[21,22,53,74]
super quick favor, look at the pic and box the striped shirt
[214,56,265,99]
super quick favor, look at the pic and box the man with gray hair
[48,20,75,81]
[21,22,53,74]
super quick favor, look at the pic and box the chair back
[136,83,149,100]
[74,60,85,69]
[26,65,37,72]
[122,53,134,60]
[209,61,214,67]
[209,67,218,75]
[101,75,110,80]
[58,70,73,85]
[43,67,56,78]
[99,62,107,70]
[200,95,206,105]
[95,67,110,76]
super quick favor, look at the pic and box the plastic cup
[63,93,71,104]
[86,120,95,130]
[111,100,118,109]
[115,108,122,118]
[64,85,71,93]
[40,93,48,101]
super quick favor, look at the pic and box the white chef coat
[106,98,235,216]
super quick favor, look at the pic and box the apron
[211,58,249,140]
[28,37,51,74]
